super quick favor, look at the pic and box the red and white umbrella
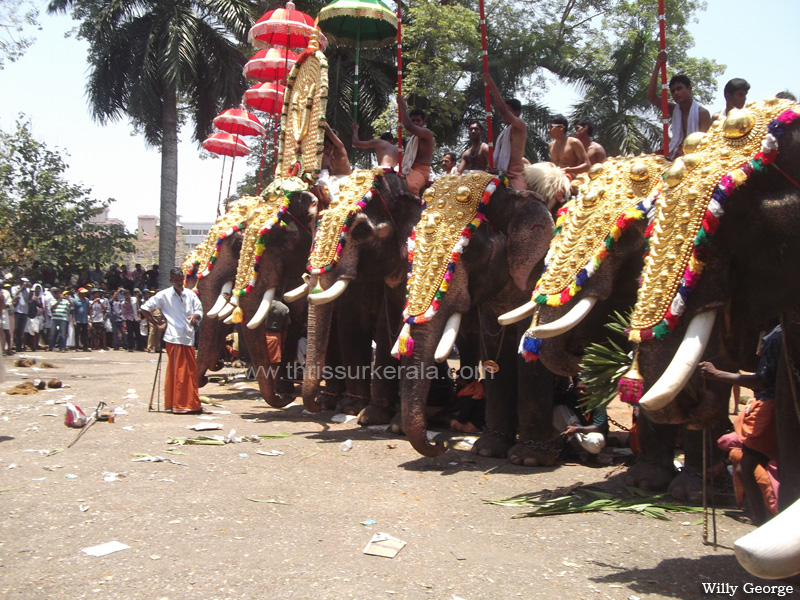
[212,108,265,138]
[244,48,299,82]
[202,132,251,157]
[249,1,328,50]
[244,82,286,116]
[202,132,251,216]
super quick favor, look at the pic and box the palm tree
[566,30,662,156]
[47,0,252,288]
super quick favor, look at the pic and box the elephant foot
[472,431,515,459]
[199,374,209,388]
[389,412,405,435]
[337,392,371,416]
[317,389,341,411]
[357,404,395,426]
[509,439,562,467]
[668,470,704,504]
[623,460,676,491]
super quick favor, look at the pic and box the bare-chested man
[548,114,590,178]
[322,124,352,176]
[351,123,399,170]
[712,78,750,123]
[647,50,711,159]
[458,120,489,173]
[398,96,434,196]
[483,72,527,189]
[441,152,459,175]
[573,120,606,165]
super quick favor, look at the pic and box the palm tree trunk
[158,86,179,290]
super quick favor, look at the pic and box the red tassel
[618,351,644,405]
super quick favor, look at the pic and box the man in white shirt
[140,267,204,414]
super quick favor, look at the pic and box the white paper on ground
[363,533,406,558]
[81,541,130,557]
[187,422,223,431]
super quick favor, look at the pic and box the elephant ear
[504,195,554,292]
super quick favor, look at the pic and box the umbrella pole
[226,135,240,209]
[396,2,403,161]
[658,0,670,157]
[274,114,280,173]
[479,0,494,168]
[354,24,360,124]
[258,135,267,195]
[217,154,227,218]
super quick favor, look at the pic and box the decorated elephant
[289,167,422,418]
[181,195,262,386]
[394,168,564,460]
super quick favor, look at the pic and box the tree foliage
[0,117,135,280]
[0,0,40,68]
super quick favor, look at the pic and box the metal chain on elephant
[521,438,561,460]
[477,307,506,374]
[482,426,515,442]
[606,415,630,432]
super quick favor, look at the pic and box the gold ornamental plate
[182,195,262,278]
[630,98,797,333]
[276,43,328,183]
[307,169,376,272]
[233,189,289,294]
[406,172,495,318]
[536,155,669,298]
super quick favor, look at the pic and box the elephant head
[230,180,318,407]
[296,169,422,413]
[181,196,261,386]
[395,172,554,457]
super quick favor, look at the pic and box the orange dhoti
[164,342,202,413]
[404,163,431,196]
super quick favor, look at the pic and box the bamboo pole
[479,0,494,167]
[658,0,670,157]
[396,1,403,161]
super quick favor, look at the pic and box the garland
[395,176,502,357]
[193,223,246,282]
[628,107,800,343]
[306,171,384,277]
[233,194,291,298]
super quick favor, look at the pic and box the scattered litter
[168,436,225,446]
[149,555,160,560]
[256,450,284,456]
[300,451,318,461]
[7,464,18,469]
[31,477,45,481]
[102,472,126,482]
[331,413,357,424]
[132,455,187,466]
[258,433,292,439]
[387,444,398,450]
[451,436,477,451]
[186,422,223,431]
[122,389,139,400]
[159,479,175,483]
[363,533,406,558]
[0,487,20,493]
[113,408,128,415]
[81,541,130,557]
[425,431,438,442]
[38,413,58,417]
[122,426,135,432]
[239,453,249,458]
[361,519,377,526]
[23,449,63,456]
[168,519,182,524]
[196,415,220,420]
[247,498,290,504]
[64,403,88,428]
[164,449,187,455]
[450,549,467,561]
[205,410,231,414]
[79,505,89,512]
[366,425,388,432]
[340,439,354,452]
[65,474,78,479]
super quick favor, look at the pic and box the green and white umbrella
[317,0,397,122]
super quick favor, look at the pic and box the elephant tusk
[223,312,234,324]
[247,288,276,329]
[217,294,237,319]
[498,301,538,326]
[531,296,598,339]
[307,279,349,305]
[283,282,309,303]
[207,280,234,318]
[434,312,462,363]
[735,497,800,579]
[639,310,717,412]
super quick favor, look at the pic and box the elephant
[395,168,563,461]
[181,196,262,387]
[291,168,423,419]
[227,179,320,408]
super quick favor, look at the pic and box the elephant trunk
[301,296,334,413]
[401,365,447,457]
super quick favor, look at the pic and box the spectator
[72,287,91,351]
[11,277,30,352]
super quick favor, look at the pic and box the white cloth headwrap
[493,126,512,172]
[669,100,700,159]
[401,135,419,176]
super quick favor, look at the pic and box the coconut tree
[47,0,252,289]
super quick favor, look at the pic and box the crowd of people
[0,263,165,355]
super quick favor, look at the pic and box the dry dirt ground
[0,350,780,600]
